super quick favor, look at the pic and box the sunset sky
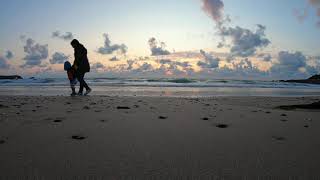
[0,0,320,79]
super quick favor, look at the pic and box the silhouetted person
[71,39,91,96]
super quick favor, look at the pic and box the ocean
[0,77,320,97]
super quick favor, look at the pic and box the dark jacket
[73,44,90,73]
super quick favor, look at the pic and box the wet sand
[0,95,320,179]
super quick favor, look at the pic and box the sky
[0,0,320,79]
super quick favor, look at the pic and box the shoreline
[1,85,320,97]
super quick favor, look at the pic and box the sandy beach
[0,95,319,179]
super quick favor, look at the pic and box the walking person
[71,39,92,96]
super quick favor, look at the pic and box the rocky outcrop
[0,75,23,80]
[280,74,320,84]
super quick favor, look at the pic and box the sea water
[0,77,320,97]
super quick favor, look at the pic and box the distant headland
[280,74,320,84]
[0,75,23,80]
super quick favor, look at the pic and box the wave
[148,78,196,83]
[1,77,320,89]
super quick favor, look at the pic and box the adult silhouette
[71,39,91,96]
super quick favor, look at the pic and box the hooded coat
[73,43,90,73]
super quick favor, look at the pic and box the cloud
[0,50,13,69]
[138,62,153,71]
[158,59,190,68]
[219,25,271,57]
[293,8,309,23]
[0,56,10,69]
[109,56,120,61]
[5,51,13,59]
[257,53,272,62]
[98,34,128,55]
[49,52,69,64]
[200,0,270,57]
[275,51,307,71]
[201,0,224,24]
[148,37,171,56]
[270,51,318,79]
[309,0,320,26]
[197,50,220,69]
[21,38,48,67]
[294,0,320,27]
[92,62,105,70]
[126,60,135,70]
[52,31,74,41]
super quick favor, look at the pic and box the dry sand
[0,95,320,179]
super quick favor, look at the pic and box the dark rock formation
[0,75,23,80]
[278,101,320,110]
[280,74,320,84]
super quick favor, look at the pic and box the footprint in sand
[53,120,63,123]
[0,104,9,108]
[71,135,87,140]
[272,136,286,141]
[83,106,90,110]
[117,106,131,110]
[215,124,229,128]
[159,116,168,119]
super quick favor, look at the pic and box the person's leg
[82,73,92,95]
[70,82,76,96]
[82,74,90,91]
[77,73,85,94]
